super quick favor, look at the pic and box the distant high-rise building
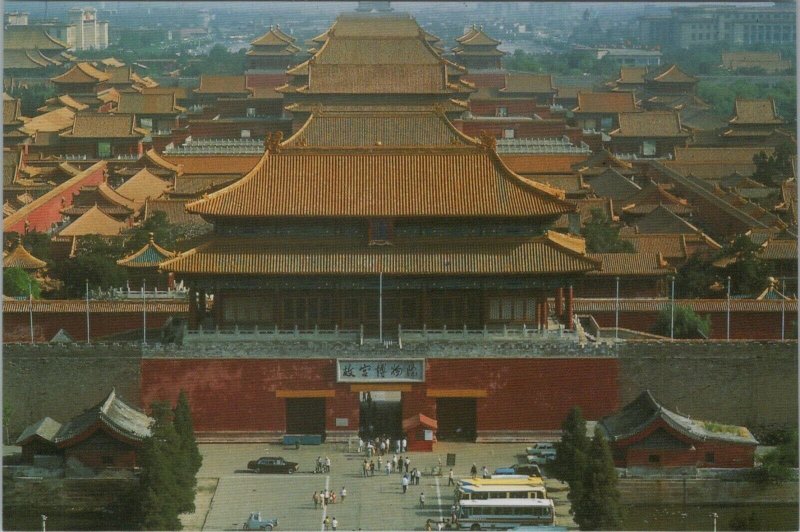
[639,4,795,48]
[68,7,109,50]
[5,12,29,25]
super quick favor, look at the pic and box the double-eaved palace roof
[185,144,573,219]
[160,232,600,276]
[279,13,472,97]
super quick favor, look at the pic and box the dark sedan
[247,456,299,474]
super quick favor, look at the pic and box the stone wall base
[475,430,562,443]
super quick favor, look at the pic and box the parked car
[527,449,557,465]
[247,456,299,474]
[243,511,278,530]
[494,464,542,477]
[525,443,555,456]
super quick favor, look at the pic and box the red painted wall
[469,100,538,117]
[3,311,175,343]
[589,310,790,340]
[3,164,106,234]
[141,359,359,433]
[187,119,291,140]
[141,358,619,434]
[246,72,289,89]
[612,418,755,468]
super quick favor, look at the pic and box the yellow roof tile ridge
[185,148,272,214]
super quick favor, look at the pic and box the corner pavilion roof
[3,239,47,270]
[117,233,175,268]
[185,143,574,219]
[51,63,111,84]
[159,232,600,276]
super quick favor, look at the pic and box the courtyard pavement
[182,442,576,531]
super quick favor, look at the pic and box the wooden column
[566,286,574,330]
[555,287,564,319]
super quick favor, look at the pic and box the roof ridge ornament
[266,131,284,153]
[478,130,496,151]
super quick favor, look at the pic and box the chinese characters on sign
[337,359,425,382]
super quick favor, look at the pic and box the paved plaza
[185,442,576,531]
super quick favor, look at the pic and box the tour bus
[455,477,547,501]
[455,498,556,530]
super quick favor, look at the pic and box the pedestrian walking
[419,492,426,508]
[402,437,407,452]
[380,440,386,455]
[481,466,489,479]
[313,491,319,509]
[392,454,398,473]
[323,489,329,506]
[450,504,457,522]
[416,468,422,485]
[370,460,375,476]
[323,516,331,530]
[362,459,368,478]
[402,474,409,493]
[358,438,364,453]
[405,457,410,473]
[470,463,477,478]
[325,456,332,473]
[396,439,402,453]
[331,517,338,531]
[340,486,347,503]
[385,461,391,475]
[448,468,454,486]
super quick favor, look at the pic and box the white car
[525,443,555,456]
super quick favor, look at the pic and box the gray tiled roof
[599,390,758,445]
[15,416,63,445]
[52,389,153,446]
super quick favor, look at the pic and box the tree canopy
[572,427,623,530]
[582,209,635,253]
[652,304,712,339]
[3,267,40,298]
[553,407,590,508]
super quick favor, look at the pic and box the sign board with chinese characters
[336,359,425,383]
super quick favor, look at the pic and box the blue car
[243,512,278,531]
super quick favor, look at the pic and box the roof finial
[148,232,154,244]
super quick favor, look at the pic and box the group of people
[321,515,338,531]
[469,463,490,479]
[358,435,408,456]
[400,467,422,493]
[362,454,413,477]
[312,487,346,508]
[315,456,332,474]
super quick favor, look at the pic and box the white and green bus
[455,498,556,530]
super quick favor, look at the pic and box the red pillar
[566,286,574,330]
[555,287,564,319]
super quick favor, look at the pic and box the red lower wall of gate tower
[140,358,618,433]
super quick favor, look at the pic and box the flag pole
[142,279,147,346]
[379,272,383,343]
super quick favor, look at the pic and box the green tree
[553,407,590,508]
[675,255,717,298]
[752,430,799,483]
[752,142,795,186]
[136,402,185,530]
[573,427,623,531]
[3,267,41,298]
[652,304,711,339]
[720,235,770,296]
[582,209,635,253]
[51,236,126,297]
[173,391,202,513]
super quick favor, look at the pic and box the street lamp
[711,512,718,532]
[615,276,620,340]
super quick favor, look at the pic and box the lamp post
[142,279,147,346]
[29,279,34,344]
[85,279,90,345]
[670,276,675,340]
[41,514,47,532]
[615,276,620,340]
[781,279,786,341]
[726,276,731,341]
[711,512,718,532]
